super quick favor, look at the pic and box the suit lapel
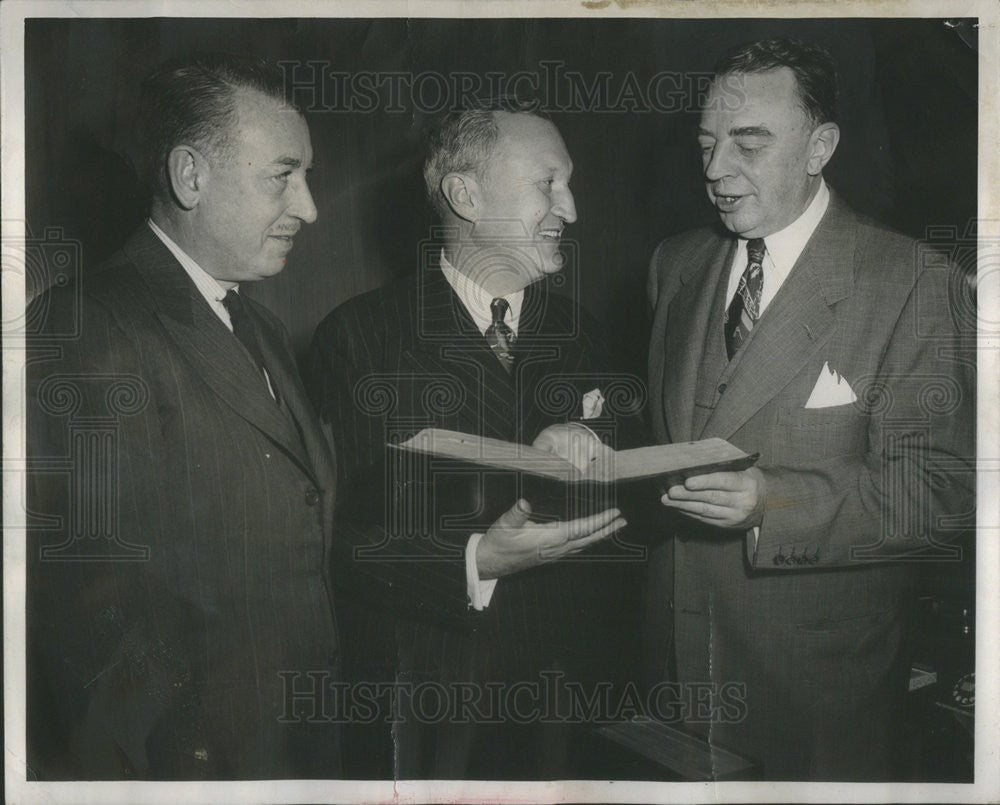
[253,309,334,489]
[414,264,517,438]
[700,193,857,440]
[663,236,736,443]
[516,280,571,440]
[123,227,312,473]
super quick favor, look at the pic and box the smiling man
[305,98,641,779]
[27,54,341,779]
[645,39,974,780]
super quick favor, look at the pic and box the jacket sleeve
[303,307,480,630]
[27,288,204,776]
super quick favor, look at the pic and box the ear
[166,145,209,210]
[806,122,840,176]
[440,172,480,223]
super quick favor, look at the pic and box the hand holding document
[391,428,759,488]
[532,423,616,473]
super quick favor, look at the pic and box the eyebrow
[271,156,306,169]
[730,126,773,138]
[696,125,774,138]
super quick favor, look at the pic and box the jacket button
[717,383,727,395]
[304,487,320,506]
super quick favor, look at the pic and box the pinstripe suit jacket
[305,261,644,776]
[645,192,975,780]
[27,225,341,779]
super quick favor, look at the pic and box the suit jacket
[26,225,341,779]
[645,192,975,780]
[305,261,646,778]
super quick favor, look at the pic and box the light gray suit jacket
[645,191,975,780]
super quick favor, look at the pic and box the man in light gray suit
[646,38,975,780]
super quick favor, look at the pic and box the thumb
[497,498,532,529]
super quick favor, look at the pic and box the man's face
[698,68,820,238]
[469,112,577,289]
[194,88,317,284]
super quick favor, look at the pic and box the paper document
[391,428,759,485]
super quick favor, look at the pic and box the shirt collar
[439,250,524,337]
[147,218,233,315]
[756,179,830,274]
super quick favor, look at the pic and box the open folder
[391,428,759,488]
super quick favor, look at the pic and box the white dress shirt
[147,218,234,328]
[440,253,524,337]
[440,252,525,610]
[725,180,830,316]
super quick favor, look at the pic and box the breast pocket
[773,402,870,463]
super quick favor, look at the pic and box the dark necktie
[724,238,766,360]
[484,297,516,374]
[222,289,279,402]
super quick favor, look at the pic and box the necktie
[484,297,516,374]
[724,238,766,360]
[222,289,279,402]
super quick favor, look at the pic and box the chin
[720,214,757,238]
[257,259,290,278]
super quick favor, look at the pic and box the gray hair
[139,52,293,201]
[422,97,545,220]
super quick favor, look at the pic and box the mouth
[538,227,563,242]
[268,233,298,247]
[712,191,746,211]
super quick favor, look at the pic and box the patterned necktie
[484,297,516,374]
[222,289,279,402]
[724,238,766,360]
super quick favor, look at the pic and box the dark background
[25,16,978,364]
[22,15,979,779]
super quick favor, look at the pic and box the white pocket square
[805,362,857,408]
[581,387,605,419]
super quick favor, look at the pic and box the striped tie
[724,238,766,360]
[485,297,516,374]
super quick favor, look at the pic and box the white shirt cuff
[465,532,498,610]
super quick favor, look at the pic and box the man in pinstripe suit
[306,100,642,779]
[646,39,975,779]
[27,54,341,779]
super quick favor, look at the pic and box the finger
[683,472,742,492]
[560,507,622,540]
[532,433,557,455]
[660,497,733,520]
[495,498,533,530]
[541,517,626,559]
[664,486,734,506]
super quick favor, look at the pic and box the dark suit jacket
[305,261,646,778]
[27,225,341,779]
[645,192,975,780]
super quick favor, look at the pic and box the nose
[553,186,577,225]
[703,142,734,183]
[289,175,318,224]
